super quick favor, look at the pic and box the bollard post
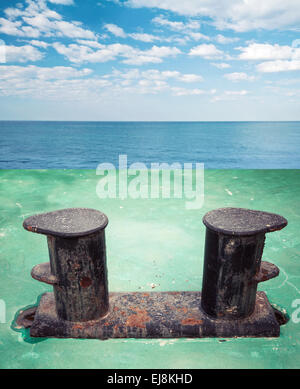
[201,207,288,319]
[23,208,109,322]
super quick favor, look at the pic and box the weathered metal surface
[23,208,109,322]
[201,208,287,321]
[254,261,280,283]
[31,262,58,285]
[201,229,266,319]
[203,207,288,236]
[16,307,37,329]
[47,232,109,322]
[23,208,108,238]
[28,291,280,339]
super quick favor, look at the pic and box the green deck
[0,169,299,369]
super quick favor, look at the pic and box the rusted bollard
[201,208,288,319]
[23,208,109,322]
[16,206,288,339]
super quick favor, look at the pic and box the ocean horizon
[1,120,300,169]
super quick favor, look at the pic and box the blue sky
[0,0,299,120]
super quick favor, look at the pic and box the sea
[0,121,299,169]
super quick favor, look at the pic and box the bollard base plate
[24,291,281,339]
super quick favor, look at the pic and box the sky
[0,0,299,121]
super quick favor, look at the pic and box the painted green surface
[0,169,299,369]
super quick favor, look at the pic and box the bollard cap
[203,207,287,236]
[23,208,108,238]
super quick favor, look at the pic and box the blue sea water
[0,121,299,169]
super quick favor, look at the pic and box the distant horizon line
[0,120,300,123]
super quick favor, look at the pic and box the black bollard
[201,208,288,320]
[23,208,109,322]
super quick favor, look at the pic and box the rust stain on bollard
[181,318,203,326]
[126,309,151,329]
[80,277,92,288]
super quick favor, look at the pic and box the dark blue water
[0,121,299,169]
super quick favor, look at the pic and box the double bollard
[16,207,288,339]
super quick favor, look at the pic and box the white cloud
[0,65,92,80]
[0,64,109,101]
[211,62,230,69]
[104,22,194,44]
[0,0,96,39]
[48,0,74,4]
[123,45,181,65]
[211,89,248,102]
[4,45,44,63]
[104,23,126,38]
[137,78,168,93]
[111,68,203,83]
[224,72,255,82]
[103,22,204,45]
[23,15,96,39]
[126,0,300,31]
[130,31,209,45]
[188,32,210,41]
[53,42,181,65]
[225,90,248,95]
[189,44,223,59]
[0,17,40,37]
[171,87,216,96]
[103,25,161,42]
[103,19,211,45]
[273,78,300,86]
[106,68,204,95]
[237,43,300,72]
[76,40,105,49]
[171,87,205,96]
[178,73,203,82]
[52,42,123,63]
[237,43,299,60]
[0,64,209,101]
[257,60,300,73]
[29,39,50,48]
[152,15,200,32]
[129,33,160,42]
[215,34,239,44]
